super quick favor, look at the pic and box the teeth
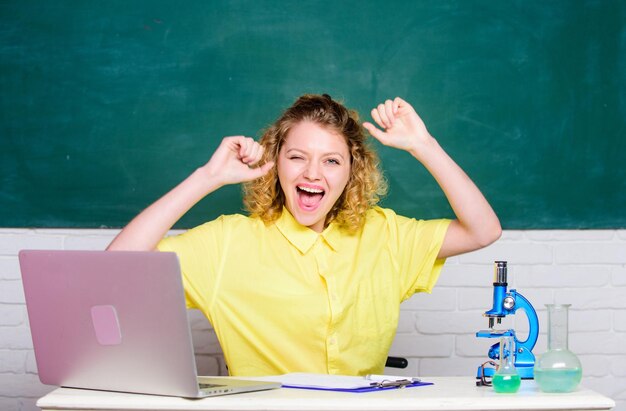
[298,186,324,194]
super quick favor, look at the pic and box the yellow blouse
[157,207,450,376]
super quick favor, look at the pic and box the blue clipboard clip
[369,379,414,389]
[273,372,432,393]
[366,374,424,390]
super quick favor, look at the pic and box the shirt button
[329,337,337,345]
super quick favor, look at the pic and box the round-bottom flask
[493,336,521,393]
[535,304,582,392]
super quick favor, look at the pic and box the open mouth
[297,185,325,210]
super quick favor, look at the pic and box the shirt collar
[275,208,343,254]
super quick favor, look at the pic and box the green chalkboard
[1,1,625,229]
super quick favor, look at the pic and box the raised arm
[107,136,274,251]
[363,97,501,258]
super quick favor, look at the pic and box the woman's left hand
[362,97,433,158]
[364,96,502,258]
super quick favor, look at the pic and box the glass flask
[535,304,582,392]
[492,336,521,393]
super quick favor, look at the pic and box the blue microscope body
[476,261,539,379]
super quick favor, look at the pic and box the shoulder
[158,214,266,254]
[357,207,399,241]
[363,207,451,235]
[166,214,265,241]
[362,206,403,228]
[364,206,395,221]
[194,213,264,232]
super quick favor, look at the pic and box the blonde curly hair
[243,94,387,233]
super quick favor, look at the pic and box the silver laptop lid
[20,250,207,397]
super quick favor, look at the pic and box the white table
[37,377,615,411]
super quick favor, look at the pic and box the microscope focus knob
[503,296,516,310]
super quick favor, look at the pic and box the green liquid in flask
[534,368,582,392]
[492,374,521,393]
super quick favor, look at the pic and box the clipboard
[247,373,433,393]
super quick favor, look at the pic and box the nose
[303,160,321,180]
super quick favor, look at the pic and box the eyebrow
[284,148,347,160]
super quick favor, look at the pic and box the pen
[365,374,420,383]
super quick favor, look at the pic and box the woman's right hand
[107,136,274,252]
[201,136,274,187]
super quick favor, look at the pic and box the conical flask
[492,336,521,393]
[535,304,582,392]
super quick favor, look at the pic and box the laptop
[19,249,281,398]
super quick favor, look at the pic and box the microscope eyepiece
[494,260,508,285]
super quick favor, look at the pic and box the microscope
[476,261,538,379]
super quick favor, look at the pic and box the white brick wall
[0,228,624,410]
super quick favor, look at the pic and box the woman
[108,94,501,376]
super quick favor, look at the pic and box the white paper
[245,373,374,389]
